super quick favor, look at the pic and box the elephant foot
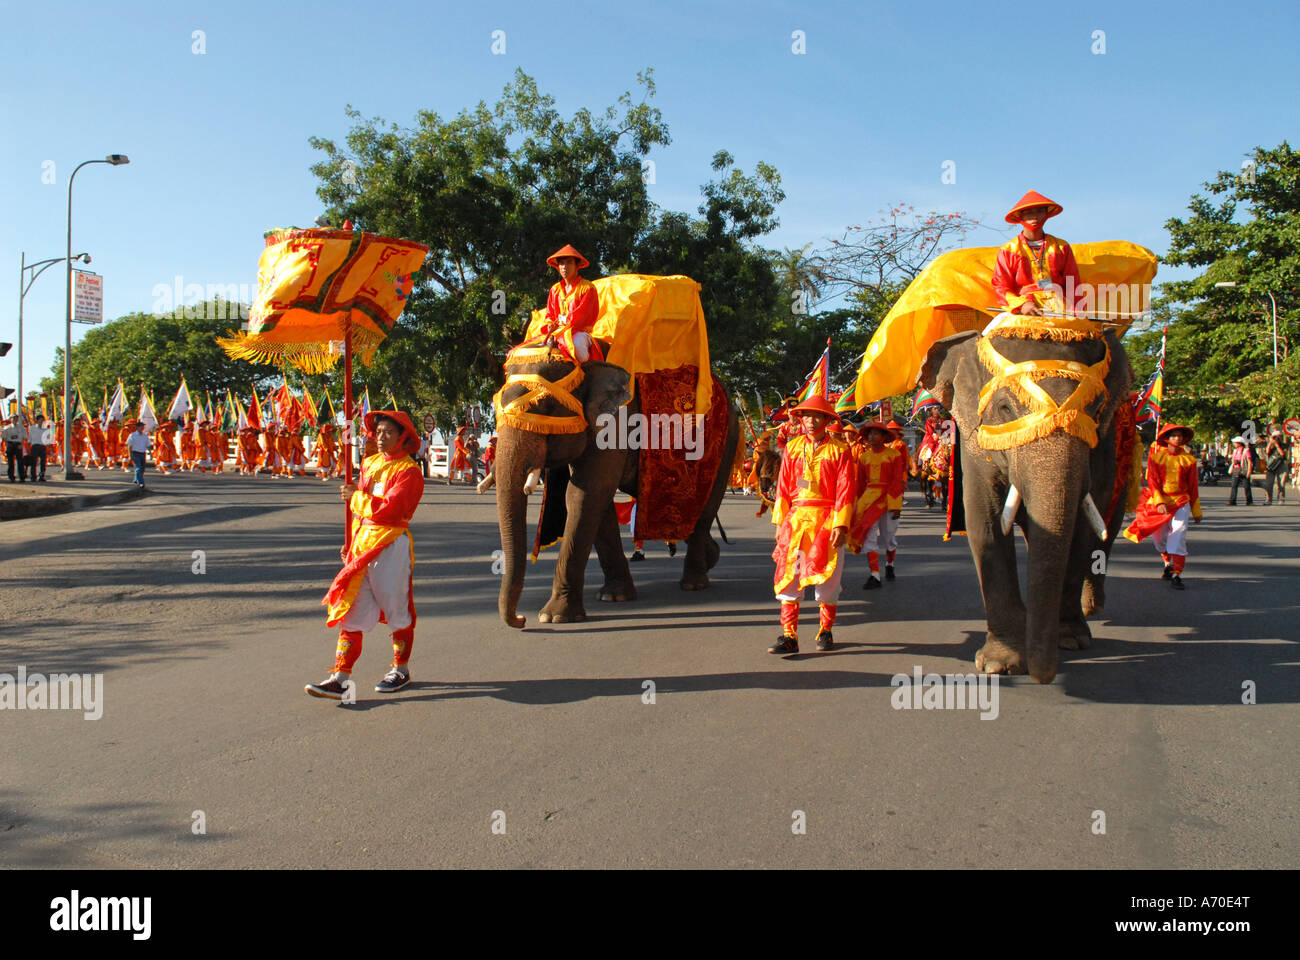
[679,571,711,591]
[975,632,1027,675]
[538,597,587,623]
[1058,618,1093,650]
[597,580,638,603]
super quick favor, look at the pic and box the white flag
[167,378,191,421]
[105,381,125,424]
[139,388,158,432]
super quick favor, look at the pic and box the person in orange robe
[991,190,1086,318]
[103,418,122,469]
[538,244,603,363]
[153,421,178,474]
[768,395,857,655]
[315,422,338,481]
[179,417,197,471]
[882,420,913,576]
[289,428,308,476]
[275,426,294,477]
[238,426,264,476]
[1123,423,1202,590]
[70,417,87,465]
[86,418,107,469]
[207,424,227,473]
[307,411,425,700]
[117,421,134,469]
[448,424,471,483]
[849,422,907,589]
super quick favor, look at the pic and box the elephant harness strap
[976,319,1111,451]
[492,358,588,436]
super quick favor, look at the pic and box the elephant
[917,321,1132,683]
[491,349,740,628]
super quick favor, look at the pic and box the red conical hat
[1156,423,1194,444]
[789,395,839,418]
[861,420,890,437]
[1005,190,1064,224]
[886,419,903,435]
[364,409,421,454]
[546,244,590,269]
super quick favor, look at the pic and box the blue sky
[2,0,1297,397]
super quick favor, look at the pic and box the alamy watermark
[0,666,103,720]
[890,666,999,720]
[594,406,705,460]
[151,276,254,320]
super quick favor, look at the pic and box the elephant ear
[580,361,632,425]
[916,330,979,412]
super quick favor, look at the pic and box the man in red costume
[850,422,907,589]
[538,244,603,363]
[153,420,178,474]
[315,421,338,481]
[308,411,426,699]
[991,190,1086,318]
[769,395,857,654]
[1123,423,1202,590]
[882,420,912,578]
[447,424,472,483]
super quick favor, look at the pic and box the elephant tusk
[1000,485,1021,536]
[476,471,495,495]
[522,467,542,496]
[1081,492,1108,541]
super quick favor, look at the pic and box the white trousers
[864,513,899,555]
[1152,503,1190,557]
[339,535,414,632]
[777,547,845,604]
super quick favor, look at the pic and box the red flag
[247,387,263,429]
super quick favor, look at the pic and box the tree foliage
[42,301,275,411]
[1136,141,1299,434]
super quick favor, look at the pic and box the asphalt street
[1,470,1296,868]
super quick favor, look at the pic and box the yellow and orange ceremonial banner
[218,228,429,373]
[525,274,713,413]
[853,241,1158,408]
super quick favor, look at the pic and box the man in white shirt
[126,419,151,487]
[27,416,49,482]
[3,417,27,483]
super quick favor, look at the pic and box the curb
[0,485,146,521]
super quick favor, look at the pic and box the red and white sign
[422,413,435,433]
[880,399,893,423]
[72,270,103,324]
[1284,418,1300,438]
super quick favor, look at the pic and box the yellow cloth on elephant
[527,274,712,414]
[218,228,429,373]
[853,241,1158,407]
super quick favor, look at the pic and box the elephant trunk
[1016,441,1088,683]
[494,428,545,628]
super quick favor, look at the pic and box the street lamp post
[63,154,129,479]
[19,251,89,423]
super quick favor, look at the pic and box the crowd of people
[1196,421,1294,505]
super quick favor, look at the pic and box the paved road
[1,471,1296,868]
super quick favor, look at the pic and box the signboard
[72,270,103,324]
[880,399,893,423]
[1285,418,1300,438]
[422,413,435,433]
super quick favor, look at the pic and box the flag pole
[343,320,354,553]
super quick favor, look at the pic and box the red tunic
[849,444,906,552]
[1123,444,1202,542]
[771,433,857,592]
[542,277,604,362]
[992,233,1085,314]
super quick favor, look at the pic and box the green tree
[309,68,671,413]
[1149,141,1299,433]
[42,300,274,414]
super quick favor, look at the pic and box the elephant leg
[538,456,624,623]
[680,407,738,591]
[967,476,1027,675]
[1058,524,1095,650]
[595,502,637,602]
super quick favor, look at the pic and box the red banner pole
[343,321,354,553]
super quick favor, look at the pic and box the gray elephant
[490,349,739,628]
[917,321,1133,683]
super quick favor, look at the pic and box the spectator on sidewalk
[127,419,150,487]
[3,416,27,483]
[1264,423,1290,505]
[1226,435,1255,505]
[28,417,50,482]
